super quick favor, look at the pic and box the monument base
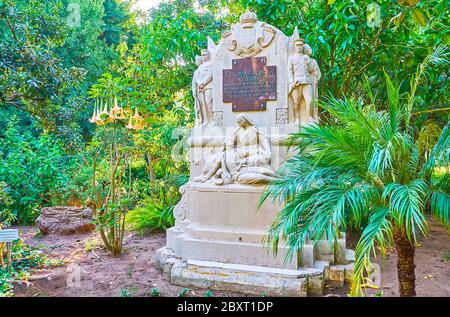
[154,182,356,296]
[156,246,355,296]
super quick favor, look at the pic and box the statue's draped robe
[222,125,277,184]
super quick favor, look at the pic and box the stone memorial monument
[156,11,354,296]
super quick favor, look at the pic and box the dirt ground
[13,228,244,297]
[12,219,449,297]
[366,219,450,297]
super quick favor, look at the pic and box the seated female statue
[194,114,278,185]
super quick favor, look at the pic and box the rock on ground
[36,206,95,235]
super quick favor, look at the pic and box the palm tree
[262,47,449,296]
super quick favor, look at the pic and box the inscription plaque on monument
[223,57,276,111]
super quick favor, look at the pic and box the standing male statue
[194,49,214,126]
[192,55,203,125]
[288,38,314,124]
[302,44,321,121]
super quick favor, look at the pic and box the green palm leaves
[263,47,449,296]
[383,180,429,241]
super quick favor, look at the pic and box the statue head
[303,44,312,56]
[201,49,210,62]
[224,138,234,148]
[294,38,304,53]
[236,114,255,128]
[195,55,203,66]
[240,10,257,28]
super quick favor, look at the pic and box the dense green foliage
[0,238,62,296]
[262,48,449,296]
[0,0,140,224]
[224,0,449,112]
[126,176,187,233]
[0,113,71,223]
[0,0,85,142]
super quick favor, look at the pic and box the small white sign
[0,229,19,242]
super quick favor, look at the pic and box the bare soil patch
[12,219,449,297]
[368,219,450,297]
[13,228,242,297]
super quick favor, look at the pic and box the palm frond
[406,46,449,127]
[382,179,429,242]
[350,207,392,297]
[260,156,314,207]
[369,131,416,183]
[429,173,450,227]
[383,71,401,134]
[420,122,450,178]
[265,179,377,263]
[265,188,319,260]
[363,75,375,105]
[368,140,395,179]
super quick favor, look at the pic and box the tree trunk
[393,228,416,296]
[0,243,4,267]
[145,152,155,182]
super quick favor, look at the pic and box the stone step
[314,236,348,264]
[324,263,355,287]
[313,260,330,271]
[156,246,357,296]
[170,259,324,297]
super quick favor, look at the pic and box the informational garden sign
[0,229,19,270]
[0,229,19,242]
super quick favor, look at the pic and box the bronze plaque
[223,57,276,111]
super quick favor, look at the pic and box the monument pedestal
[155,182,355,296]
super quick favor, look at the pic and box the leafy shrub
[204,290,213,297]
[125,177,187,233]
[0,182,15,227]
[0,238,62,297]
[149,287,160,297]
[0,116,71,224]
[178,288,190,297]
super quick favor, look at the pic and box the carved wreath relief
[276,108,289,125]
[222,11,276,58]
[213,111,223,127]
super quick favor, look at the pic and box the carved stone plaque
[223,57,276,111]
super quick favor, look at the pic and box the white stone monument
[156,11,354,296]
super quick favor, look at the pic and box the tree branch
[4,18,18,42]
